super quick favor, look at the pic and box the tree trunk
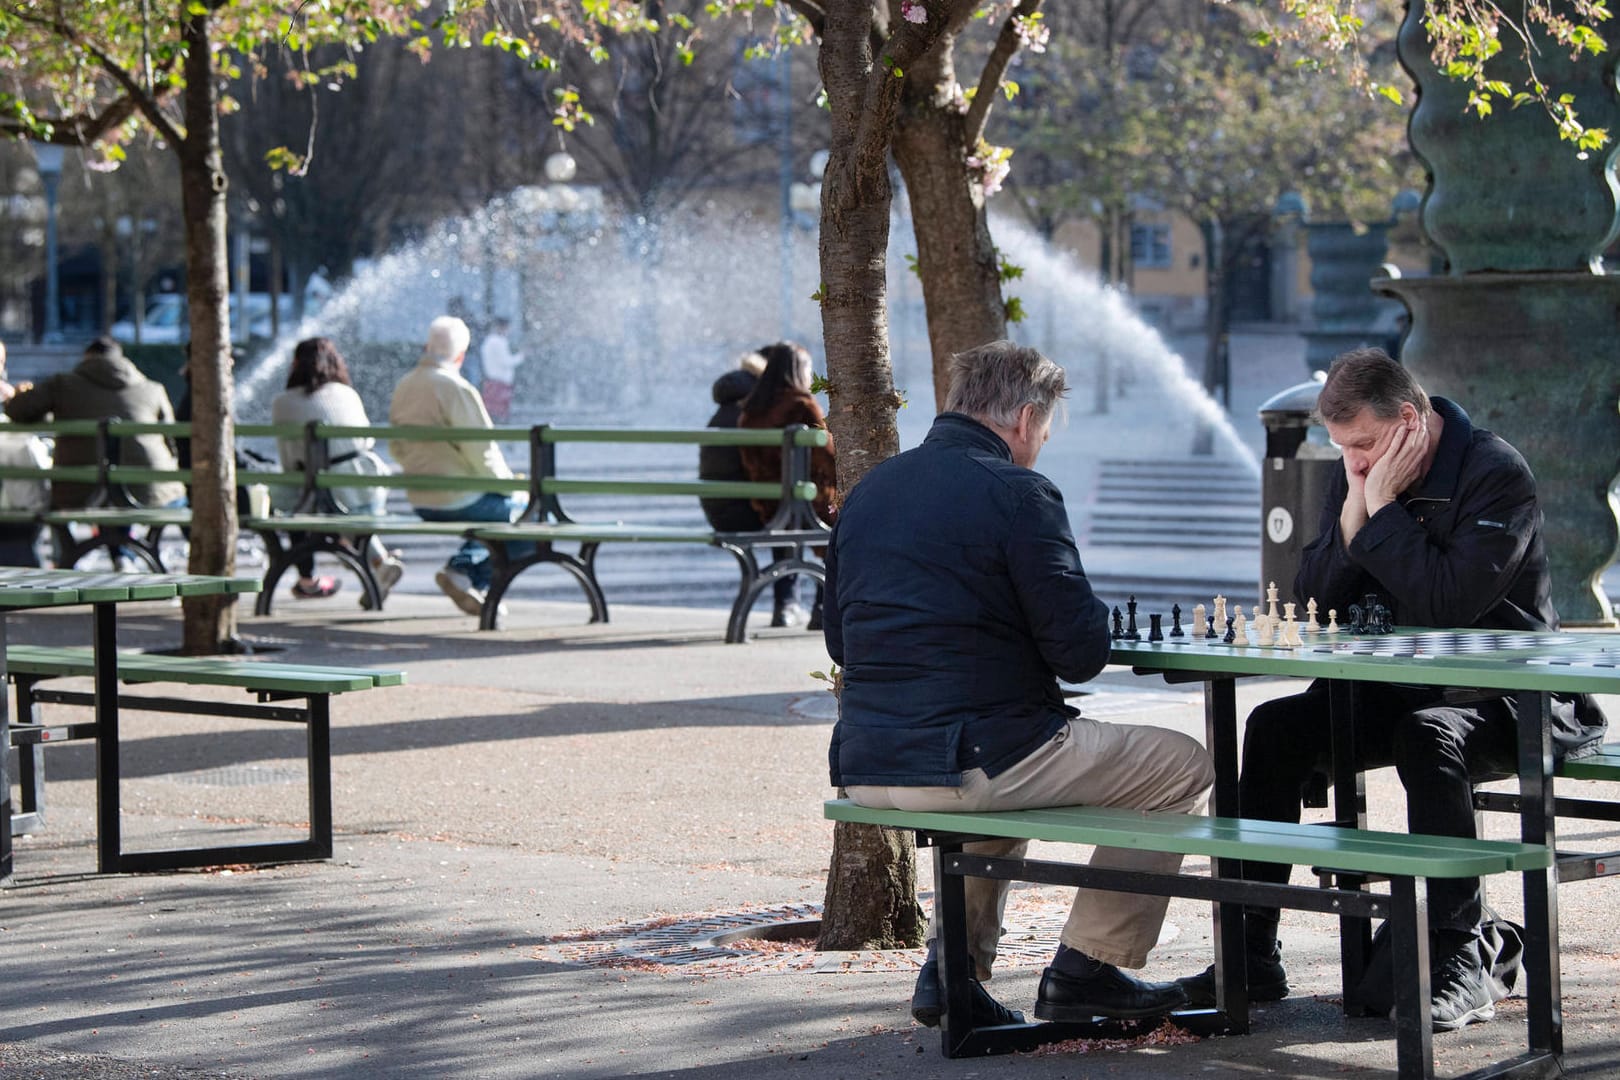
[813,0,922,952]
[178,2,238,653]
[892,41,1006,411]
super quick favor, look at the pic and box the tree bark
[892,35,1006,411]
[178,1,238,652]
[812,0,927,952]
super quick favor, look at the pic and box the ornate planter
[1389,0,1620,622]
[1302,222,1392,373]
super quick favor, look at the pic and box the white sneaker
[434,568,486,616]
[361,555,406,610]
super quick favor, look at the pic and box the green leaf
[1005,296,1027,324]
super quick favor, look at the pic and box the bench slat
[471,523,717,543]
[6,644,401,693]
[1559,746,1620,781]
[824,800,1551,877]
[246,514,475,535]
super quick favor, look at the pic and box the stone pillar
[1376,0,1620,623]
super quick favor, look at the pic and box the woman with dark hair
[269,337,403,604]
[738,340,836,629]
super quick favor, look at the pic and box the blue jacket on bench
[823,412,1111,788]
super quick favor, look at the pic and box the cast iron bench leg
[1388,876,1435,1079]
[480,541,609,631]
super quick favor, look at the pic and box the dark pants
[1239,679,1519,936]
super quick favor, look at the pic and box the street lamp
[32,143,65,343]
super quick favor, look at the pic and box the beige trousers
[847,717,1213,972]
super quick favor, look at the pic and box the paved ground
[6,593,1620,1080]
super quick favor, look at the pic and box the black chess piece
[1148,613,1164,642]
[1348,603,1365,634]
[1125,596,1141,641]
[1224,615,1236,644]
[1373,602,1393,634]
[1111,606,1124,640]
[1169,603,1184,638]
[1206,614,1218,640]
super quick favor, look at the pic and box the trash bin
[1259,379,1342,607]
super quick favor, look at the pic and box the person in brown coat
[738,340,836,629]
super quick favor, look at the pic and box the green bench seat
[825,798,1550,1075]
[1473,743,1620,882]
[1556,745,1620,781]
[6,644,403,873]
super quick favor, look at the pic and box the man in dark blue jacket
[1176,348,1606,1031]
[824,340,1214,1027]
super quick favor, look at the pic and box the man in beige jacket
[388,316,531,615]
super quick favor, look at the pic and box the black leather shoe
[1035,963,1189,1021]
[911,953,943,1027]
[1178,941,1290,1008]
[910,954,1026,1028]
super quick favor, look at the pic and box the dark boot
[1177,913,1289,1007]
[1429,931,1495,1032]
[806,583,825,631]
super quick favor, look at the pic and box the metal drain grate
[533,894,1146,975]
[162,765,304,787]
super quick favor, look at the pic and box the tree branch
[964,0,1040,148]
[781,0,825,39]
[846,7,953,193]
[6,3,183,145]
[0,92,147,143]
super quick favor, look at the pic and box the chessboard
[1301,631,1588,658]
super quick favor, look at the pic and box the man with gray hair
[823,339,1213,1027]
[389,315,532,615]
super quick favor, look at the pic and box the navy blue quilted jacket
[823,413,1111,788]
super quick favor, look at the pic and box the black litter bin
[1259,379,1342,607]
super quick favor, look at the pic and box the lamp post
[32,143,65,343]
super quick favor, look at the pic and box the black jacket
[1298,396,1606,758]
[824,413,1111,787]
[698,369,761,532]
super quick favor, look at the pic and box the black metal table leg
[1,612,10,881]
[1328,679,1374,1013]
[92,600,121,873]
[933,840,976,1057]
[1516,689,1562,1058]
[1388,875,1435,1079]
[1204,675,1251,1028]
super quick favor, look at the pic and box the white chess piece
[1305,598,1319,632]
[1256,613,1275,647]
[1327,608,1340,634]
[1193,603,1207,638]
[1266,581,1280,622]
[1233,608,1249,646]
[1213,595,1227,631]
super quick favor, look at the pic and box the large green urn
[1377,0,1620,623]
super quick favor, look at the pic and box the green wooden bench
[824,798,1551,1077]
[246,422,829,642]
[1474,743,1620,883]
[6,644,403,873]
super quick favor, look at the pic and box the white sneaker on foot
[435,568,486,616]
[362,555,406,610]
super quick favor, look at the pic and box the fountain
[235,190,1261,611]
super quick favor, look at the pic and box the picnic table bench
[246,422,829,640]
[6,642,402,873]
[826,798,1551,1077]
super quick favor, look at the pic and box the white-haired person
[388,316,533,615]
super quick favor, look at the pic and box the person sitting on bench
[1175,347,1607,1031]
[822,339,1214,1027]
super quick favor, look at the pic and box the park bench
[246,422,829,641]
[0,419,205,570]
[1474,744,1620,883]
[6,643,403,872]
[825,798,1551,1078]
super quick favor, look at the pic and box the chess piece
[1148,613,1164,642]
[1266,581,1280,622]
[1327,608,1340,634]
[1169,603,1184,638]
[1256,613,1275,647]
[1194,603,1212,640]
[1251,612,1268,640]
[1282,605,1302,648]
[1232,607,1248,646]
[1305,598,1319,632]
[1224,614,1236,644]
[1125,595,1141,641]
[1348,603,1365,634]
[1111,606,1124,640]
[1213,595,1227,633]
